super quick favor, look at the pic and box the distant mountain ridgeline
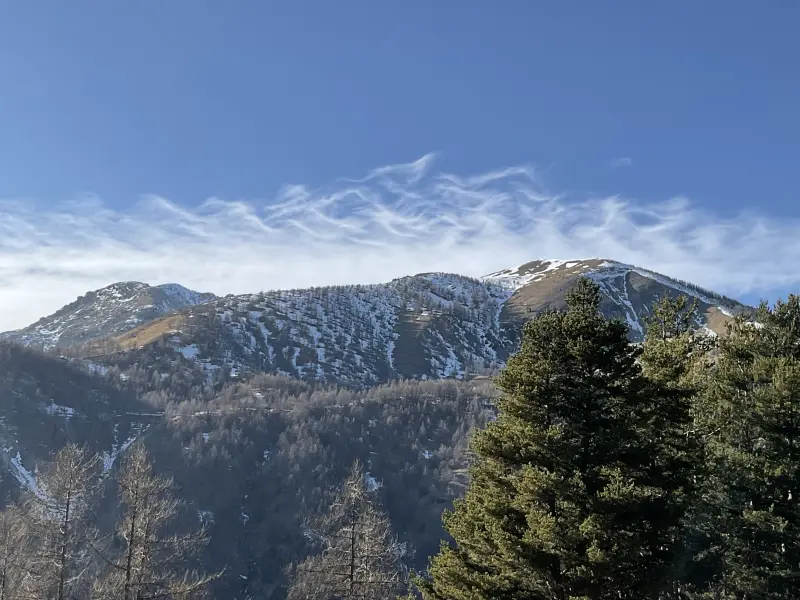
[2,259,750,390]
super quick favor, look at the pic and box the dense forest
[0,348,496,598]
[3,277,800,599]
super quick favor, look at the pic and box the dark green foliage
[692,297,800,599]
[0,340,496,599]
[417,278,693,600]
[640,295,712,595]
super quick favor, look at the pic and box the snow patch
[103,433,141,473]
[7,450,45,499]
[44,401,75,418]
[197,509,215,525]
[180,344,200,359]
[365,472,382,492]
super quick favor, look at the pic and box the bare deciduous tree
[92,443,219,600]
[21,444,101,600]
[0,506,32,600]
[288,461,408,600]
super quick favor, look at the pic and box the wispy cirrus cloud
[610,156,633,169]
[0,153,797,331]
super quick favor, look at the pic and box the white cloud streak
[0,154,797,331]
[610,157,633,168]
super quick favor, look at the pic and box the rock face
[1,282,216,349]
[2,258,746,387]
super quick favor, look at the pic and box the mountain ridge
[1,258,749,389]
[1,281,216,349]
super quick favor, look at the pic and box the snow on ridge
[102,432,143,473]
[483,258,597,292]
[587,268,645,337]
[85,361,109,377]
[484,258,739,314]
[365,472,382,492]
[481,257,741,340]
[589,261,740,314]
[4,280,216,350]
[180,344,200,360]
[157,283,215,307]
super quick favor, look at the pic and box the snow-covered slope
[81,258,749,387]
[110,273,514,387]
[1,282,216,349]
[484,258,745,339]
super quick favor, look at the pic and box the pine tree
[417,277,693,600]
[693,297,800,599]
[640,294,712,596]
[640,294,706,387]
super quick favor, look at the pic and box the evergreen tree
[417,278,693,600]
[693,297,800,599]
[640,294,707,387]
[640,295,713,596]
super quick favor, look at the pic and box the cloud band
[0,154,795,331]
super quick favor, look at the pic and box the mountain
[485,258,743,337]
[3,259,748,388]
[0,258,752,598]
[1,282,216,349]
[45,258,747,388]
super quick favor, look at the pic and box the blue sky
[1,1,799,329]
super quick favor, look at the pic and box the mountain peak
[484,257,745,338]
[1,281,217,349]
[483,258,615,289]
[156,283,216,306]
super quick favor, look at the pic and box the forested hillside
[6,270,800,600]
[0,353,496,599]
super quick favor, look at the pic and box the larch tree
[287,460,408,600]
[0,506,32,600]
[417,277,694,600]
[92,443,219,600]
[21,443,101,600]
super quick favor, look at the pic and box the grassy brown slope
[113,314,186,349]
[498,259,607,325]
[499,261,740,336]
